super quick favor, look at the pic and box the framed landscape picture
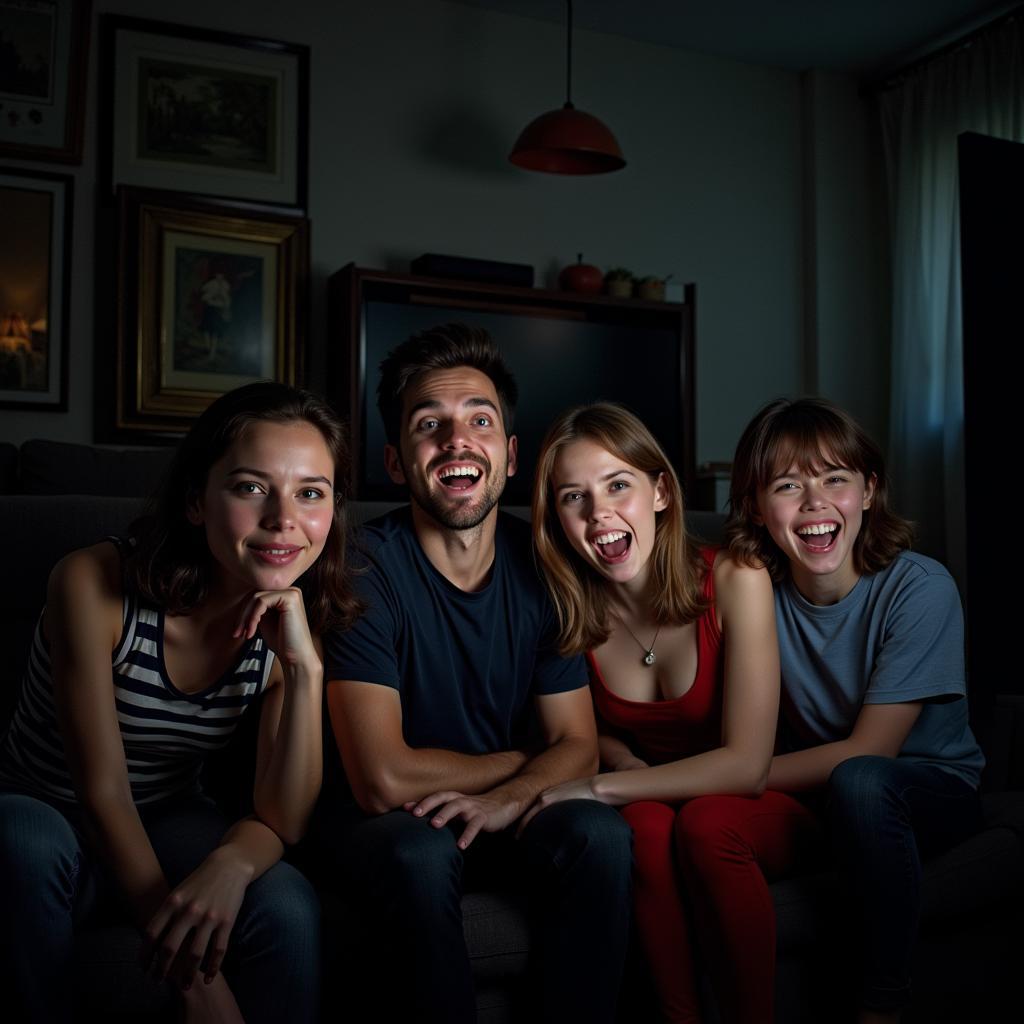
[116,187,307,434]
[102,16,309,209]
[0,166,71,409]
[0,0,90,162]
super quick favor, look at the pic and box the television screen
[361,298,685,507]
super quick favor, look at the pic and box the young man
[320,324,632,1022]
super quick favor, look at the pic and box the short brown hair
[533,402,708,656]
[725,397,914,581]
[376,323,518,445]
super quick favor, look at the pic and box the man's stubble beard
[405,454,508,531]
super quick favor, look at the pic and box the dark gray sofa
[2,438,1022,1022]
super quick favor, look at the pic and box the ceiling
[454,0,1018,76]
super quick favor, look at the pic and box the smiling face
[385,365,517,530]
[551,438,669,589]
[756,456,876,603]
[189,419,336,597]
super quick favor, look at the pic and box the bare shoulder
[45,542,124,650]
[49,541,122,602]
[713,549,772,597]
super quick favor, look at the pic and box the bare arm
[48,545,171,927]
[598,731,648,771]
[767,702,923,792]
[245,589,324,844]
[411,685,599,847]
[530,558,780,812]
[479,686,598,814]
[50,547,288,998]
[326,680,528,815]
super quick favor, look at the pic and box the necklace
[615,615,660,667]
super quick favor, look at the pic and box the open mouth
[437,464,483,492]
[795,523,839,552]
[249,544,303,566]
[592,530,632,564]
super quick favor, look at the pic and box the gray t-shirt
[775,551,984,788]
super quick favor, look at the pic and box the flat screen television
[328,266,695,508]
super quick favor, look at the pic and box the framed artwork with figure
[115,187,307,435]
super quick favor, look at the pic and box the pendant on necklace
[643,650,656,667]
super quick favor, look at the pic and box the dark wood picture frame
[100,15,310,210]
[0,0,91,163]
[0,165,72,410]
[115,187,308,436]
[328,265,697,504]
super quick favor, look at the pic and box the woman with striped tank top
[0,383,360,1023]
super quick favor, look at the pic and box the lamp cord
[565,0,573,107]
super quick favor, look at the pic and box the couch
[2,438,1022,1022]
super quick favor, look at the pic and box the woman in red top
[528,403,779,1024]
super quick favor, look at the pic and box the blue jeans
[316,798,633,1023]
[827,756,983,1011]
[0,789,320,1024]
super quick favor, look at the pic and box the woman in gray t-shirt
[672,398,982,1024]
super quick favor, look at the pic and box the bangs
[755,412,868,488]
[546,405,673,486]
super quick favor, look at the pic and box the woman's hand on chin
[518,775,602,831]
[234,587,320,675]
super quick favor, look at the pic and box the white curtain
[880,14,1024,586]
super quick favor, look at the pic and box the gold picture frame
[116,187,307,434]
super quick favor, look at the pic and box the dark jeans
[0,789,320,1024]
[317,798,633,1023]
[828,756,984,1011]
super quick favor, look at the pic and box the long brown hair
[726,397,914,581]
[533,403,708,656]
[128,382,361,633]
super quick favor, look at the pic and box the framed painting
[0,0,90,162]
[116,187,307,434]
[0,165,71,409]
[102,16,309,209]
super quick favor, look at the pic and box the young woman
[0,382,359,1023]
[713,397,984,1024]
[528,403,780,1024]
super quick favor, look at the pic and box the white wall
[1,0,886,468]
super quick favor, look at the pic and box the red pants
[622,793,824,1024]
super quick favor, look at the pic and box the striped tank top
[0,559,274,806]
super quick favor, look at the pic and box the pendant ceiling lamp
[509,0,626,175]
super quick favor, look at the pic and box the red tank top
[587,547,723,766]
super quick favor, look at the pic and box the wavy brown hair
[725,397,914,582]
[533,403,708,656]
[127,382,361,633]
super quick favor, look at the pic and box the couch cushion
[0,442,16,494]
[19,439,173,497]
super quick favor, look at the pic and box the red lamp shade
[509,102,626,175]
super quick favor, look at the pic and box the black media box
[410,253,534,288]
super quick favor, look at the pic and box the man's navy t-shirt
[324,507,588,754]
